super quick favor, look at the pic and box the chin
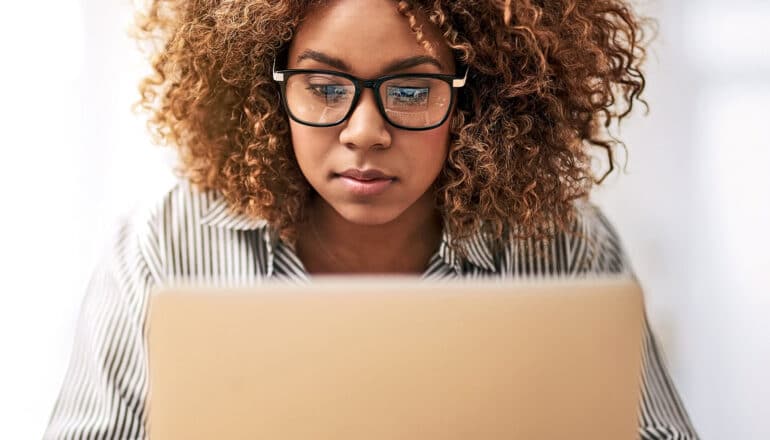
[332,203,405,227]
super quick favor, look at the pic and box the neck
[297,194,443,274]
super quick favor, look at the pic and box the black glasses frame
[272,60,469,131]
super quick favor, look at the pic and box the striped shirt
[44,179,699,439]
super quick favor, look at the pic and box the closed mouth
[335,168,397,181]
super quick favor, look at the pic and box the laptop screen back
[147,277,644,440]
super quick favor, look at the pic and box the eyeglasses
[272,59,469,131]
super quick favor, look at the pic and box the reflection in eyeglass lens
[385,108,431,126]
[305,83,354,106]
[385,86,430,109]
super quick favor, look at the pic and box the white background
[0,0,768,438]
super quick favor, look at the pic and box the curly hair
[133,0,650,252]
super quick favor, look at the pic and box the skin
[289,0,458,274]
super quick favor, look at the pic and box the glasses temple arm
[272,58,284,82]
[452,66,469,88]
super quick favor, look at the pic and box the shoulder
[113,179,273,284]
[569,199,633,276]
[497,200,633,278]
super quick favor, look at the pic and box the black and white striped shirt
[44,179,698,439]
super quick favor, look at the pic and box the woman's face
[286,0,457,226]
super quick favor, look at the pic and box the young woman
[45,0,698,438]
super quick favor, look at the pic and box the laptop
[146,276,644,439]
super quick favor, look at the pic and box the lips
[334,169,396,196]
[336,168,395,181]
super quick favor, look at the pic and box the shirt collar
[199,194,498,273]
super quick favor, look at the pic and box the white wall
[593,1,770,438]
[0,0,767,438]
[0,1,175,438]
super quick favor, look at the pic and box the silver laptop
[147,276,644,440]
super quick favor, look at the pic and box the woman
[45,0,698,438]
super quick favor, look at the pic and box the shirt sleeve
[44,218,155,440]
[582,203,699,439]
[638,315,700,439]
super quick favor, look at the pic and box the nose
[338,88,392,151]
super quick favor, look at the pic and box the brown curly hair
[133,0,649,252]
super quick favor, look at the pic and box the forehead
[287,0,455,76]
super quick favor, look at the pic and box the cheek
[289,123,317,161]
[289,122,336,177]
[400,128,451,178]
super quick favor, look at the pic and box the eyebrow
[295,49,444,75]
